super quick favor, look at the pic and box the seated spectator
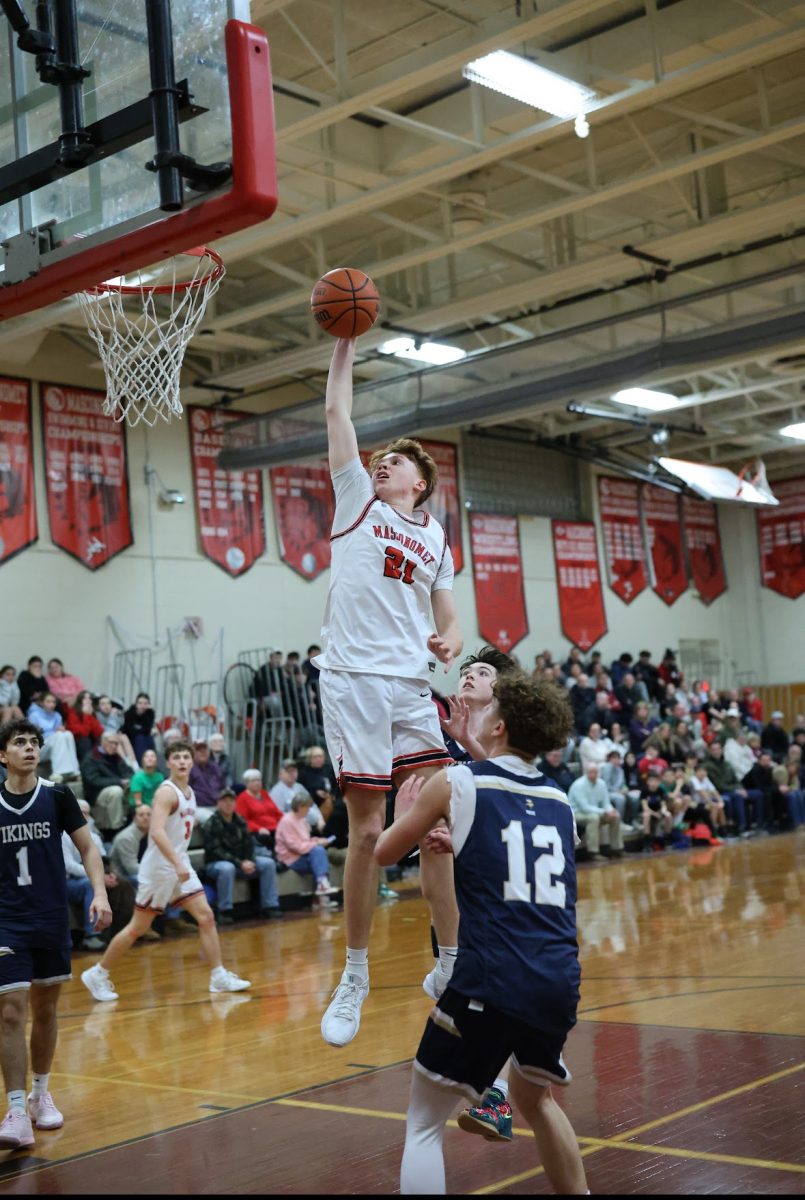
[189,738,226,824]
[538,747,576,794]
[270,758,324,830]
[635,650,662,703]
[274,794,337,902]
[724,727,756,782]
[740,687,764,733]
[156,725,186,775]
[203,788,281,922]
[600,748,638,823]
[639,773,674,843]
[109,805,152,884]
[706,741,749,835]
[717,707,744,746]
[0,664,23,722]
[761,711,789,761]
[17,655,47,713]
[744,749,775,831]
[579,723,610,772]
[789,744,805,788]
[637,744,669,782]
[646,721,676,761]
[607,721,628,758]
[629,702,658,755]
[95,694,137,764]
[65,690,104,760]
[208,732,234,790]
[614,671,642,724]
[659,648,683,689]
[687,763,727,837]
[568,673,595,732]
[670,720,696,762]
[562,647,584,676]
[622,750,641,792]
[46,658,87,708]
[567,763,624,860]
[297,744,338,825]
[81,731,134,835]
[236,768,284,850]
[129,748,165,808]
[63,799,135,947]
[27,691,80,781]
[584,691,615,736]
[123,692,157,763]
[771,758,804,831]
[660,766,693,826]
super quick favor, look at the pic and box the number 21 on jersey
[502,821,566,907]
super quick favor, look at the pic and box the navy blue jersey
[448,757,580,1032]
[0,780,85,948]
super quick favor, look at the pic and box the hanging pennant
[270,462,334,579]
[597,475,647,604]
[756,476,805,599]
[682,495,727,604]
[551,520,607,652]
[0,376,37,566]
[469,513,528,652]
[641,484,688,605]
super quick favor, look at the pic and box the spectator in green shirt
[129,748,165,808]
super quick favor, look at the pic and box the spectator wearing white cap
[761,712,789,761]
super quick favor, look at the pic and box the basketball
[310,267,381,338]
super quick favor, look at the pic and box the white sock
[31,1073,49,1099]
[7,1090,25,1114]
[491,1077,509,1099]
[437,946,458,976]
[345,947,369,982]
[400,1068,458,1194]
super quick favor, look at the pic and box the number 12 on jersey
[502,821,566,907]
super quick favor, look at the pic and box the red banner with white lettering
[0,377,37,566]
[756,475,805,599]
[188,406,266,576]
[270,462,334,580]
[597,475,647,604]
[641,484,688,605]
[551,520,607,651]
[469,513,528,652]
[682,496,727,604]
[41,384,132,569]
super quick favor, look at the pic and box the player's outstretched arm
[150,786,190,880]
[70,825,112,931]
[428,589,463,672]
[375,772,451,866]
[325,338,359,473]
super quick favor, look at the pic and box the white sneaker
[321,972,369,1046]
[27,1092,64,1130]
[81,964,119,1002]
[422,961,453,1001]
[209,968,250,993]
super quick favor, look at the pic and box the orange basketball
[310,267,381,338]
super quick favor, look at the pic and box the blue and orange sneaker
[457,1087,513,1142]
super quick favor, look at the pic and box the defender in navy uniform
[376,674,588,1195]
[0,720,111,1150]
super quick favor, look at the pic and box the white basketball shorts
[135,852,204,912]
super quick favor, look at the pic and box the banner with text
[469,513,528,652]
[41,384,132,569]
[420,439,464,574]
[641,484,688,605]
[270,462,334,579]
[551,520,607,651]
[597,475,647,604]
[756,475,805,599]
[682,496,727,604]
[188,407,266,576]
[0,376,37,566]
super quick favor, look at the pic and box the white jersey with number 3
[315,458,454,682]
[139,779,196,872]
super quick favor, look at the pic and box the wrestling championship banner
[270,462,334,580]
[597,475,647,604]
[682,496,727,605]
[551,519,607,652]
[756,475,805,599]
[188,406,266,577]
[469,513,528,652]
[0,376,37,565]
[41,384,132,570]
[641,484,688,605]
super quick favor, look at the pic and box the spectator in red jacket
[236,768,284,852]
[638,744,669,781]
[65,690,104,761]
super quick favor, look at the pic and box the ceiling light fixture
[378,337,466,366]
[611,387,681,412]
[779,421,805,441]
[462,51,596,138]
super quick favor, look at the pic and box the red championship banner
[756,476,805,599]
[682,496,727,605]
[469,513,528,652]
[641,484,688,606]
[597,475,647,604]
[0,377,37,565]
[270,462,334,580]
[41,384,132,569]
[551,520,607,652]
[188,406,266,576]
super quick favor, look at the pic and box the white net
[77,247,225,426]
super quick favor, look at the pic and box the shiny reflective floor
[2,834,804,1194]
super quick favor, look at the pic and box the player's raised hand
[394,775,423,819]
[89,892,113,932]
[440,693,471,744]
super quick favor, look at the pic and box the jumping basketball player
[0,719,111,1149]
[81,741,249,1002]
[317,337,463,1047]
[375,674,587,1195]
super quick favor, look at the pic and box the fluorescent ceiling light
[611,387,681,412]
[378,337,466,366]
[779,422,805,441]
[462,51,597,119]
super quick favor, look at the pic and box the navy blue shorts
[0,945,72,993]
[414,987,573,1105]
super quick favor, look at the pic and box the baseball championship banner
[270,462,334,580]
[469,513,528,652]
[641,484,688,605]
[0,376,37,566]
[756,475,805,599]
[188,406,266,577]
[682,495,727,605]
[551,520,607,652]
[597,475,647,604]
[41,384,132,569]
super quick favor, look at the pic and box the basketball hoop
[77,247,225,426]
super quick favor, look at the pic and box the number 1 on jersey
[16,846,32,886]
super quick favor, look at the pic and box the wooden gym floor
[1,834,803,1194]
